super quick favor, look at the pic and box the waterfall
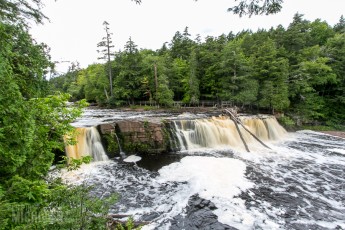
[64,127,109,161]
[113,132,127,158]
[263,117,287,140]
[170,116,286,151]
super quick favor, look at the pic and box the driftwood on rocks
[107,214,150,229]
[225,108,272,152]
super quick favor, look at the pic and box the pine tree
[97,21,115,98]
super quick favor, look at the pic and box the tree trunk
[224,109,271,150]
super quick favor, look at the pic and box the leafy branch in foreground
[131,0,142,4]
[192,0,283,16]
[0,0,48,25]
[57,156,92,171]
[228,0,283,16]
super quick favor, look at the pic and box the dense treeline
[52,14,345,126]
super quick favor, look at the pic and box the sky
[29,0,345,74]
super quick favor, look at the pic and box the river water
[61,109,345,230]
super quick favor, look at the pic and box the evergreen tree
[324,33,345,121]
[170,27,195,60]
[172,57,189,101]
[97,21,115,97]
[252,38,290,113]
[334,15,345,33]
[113,37,143,104]
[156,74,174,106]
[283,13,311,66]
[198,35,227,100]
[227,0,283,16]
[183,49,200,104]
[308,19,334,46]
[220,38,257,106]
[0,0,46,24]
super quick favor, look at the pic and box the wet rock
[99,123,114,134]
[141,212,160,222]
[98,120,169,154]
[169,194,237,230]
[287,223,331,230]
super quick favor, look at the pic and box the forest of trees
[0,0,344,228]
[52,14,345,126]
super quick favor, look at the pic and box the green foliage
[198,35,227,100]
[4,181,118,230]
[103,133,120,158]
[80,64,109,103]
[49,62,84,100]
[115,217,142,230]
[0,57,34,179]
[334,15,345,33]
[156,74,174,107]
[0,22,51,98]
[278,116,296,130]
[183,49,200,104]
[58,156,93,171]
[250,38,290,112]
[0,0,47,25]
[6,176,50,204]
[113,38,144,103]
[0,2,138,230]
[43,181,117,230]
[301,125,335,131]
[220,38,256,104]
[124,142,150,154]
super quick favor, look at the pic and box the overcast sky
[29,0,344,74]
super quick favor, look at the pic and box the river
[60,108,345,230]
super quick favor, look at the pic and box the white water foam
[55,130,345,230]
[123,155,142,163]
[328,148,345,155]
[158,156,252,199]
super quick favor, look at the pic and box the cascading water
[113,132,127,159]
[64,127,109,161]
[112,131,142,163]
[170,116,286,151]
[59,109,345,230]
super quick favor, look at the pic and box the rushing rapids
[58,111,345,229]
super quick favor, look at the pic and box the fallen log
[108,214,131,219]
[107,214,151,229]
[108,220,151,229]
[224,109,271,150]
[224,108,250,152]
[233,116,250,152]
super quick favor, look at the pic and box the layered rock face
[98,120,169,157]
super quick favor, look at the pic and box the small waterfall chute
[65,127,109,161]
[113,131,127,158]
[111,130,141,163]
